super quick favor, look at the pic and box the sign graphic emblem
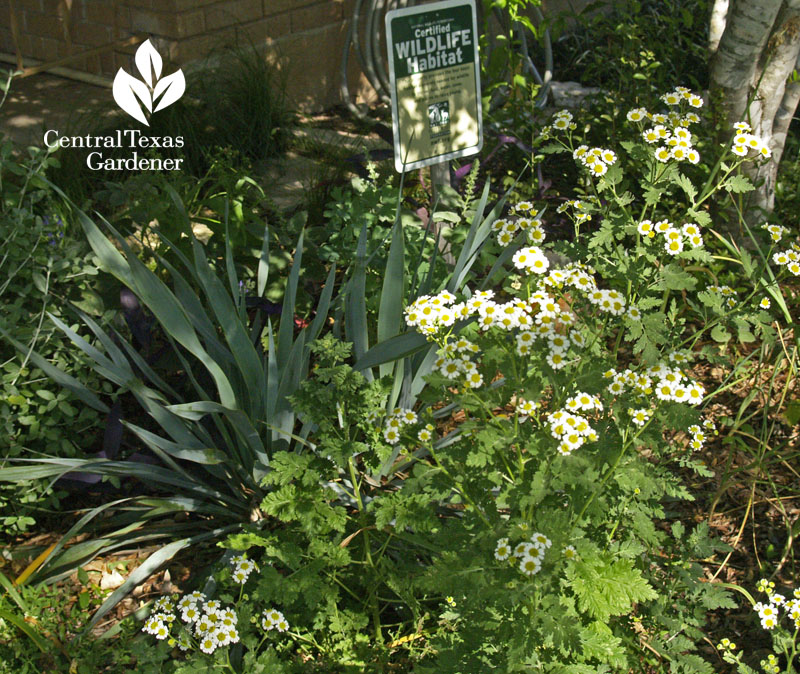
[385,0,482,172]
[112,39,186,126]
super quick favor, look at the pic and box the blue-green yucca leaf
[257,224,270,298]
[0,572,27,612]
[277,228,304,379]
[346,223,370,370]
[0,606,51,653]
[479,237,524,290]
[190,237,266,417]
[272,330,307,453]
[0,459,239,504]
[306,264,338,345]
[159,254,236,372]
[122,420,227,466]
[44,312,137,390]
[448,181,492,292]
[50,308,130,375]
[353,330,429,372]
[73,208,238,409]
[377,217,405,379]
[21,496,134,583]
[0,327,109,414]
[223,213,239,300]
[265,319,279,420]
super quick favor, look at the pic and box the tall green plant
[0,186,335,632]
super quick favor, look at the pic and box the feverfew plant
[137,554,295,673]
[719,577,799,674]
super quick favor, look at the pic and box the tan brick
[126,0,172,9]
[72,22,113,47]
[130,9,181,38]
[290,1,341,33]
[99,50,116,75]
[0,28,14,54]
[83,1,117,26]
[114,51,135,72]
[39,36,62,61]
[264,0,315,16]
[238,13,292,41]
[269,21,352,111]
[23,11,66,41]
[82,53,101,74]
[174,0,218,10]
[177,10,206,37]
[204,0,264,31]
[172,33,216,63]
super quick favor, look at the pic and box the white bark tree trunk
[709,0,800,222]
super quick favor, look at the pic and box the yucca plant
[341,177,520,480]
[0,187,336,632]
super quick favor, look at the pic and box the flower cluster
[573,145,618,177]
[605,363,704,406]
[628,407,653,427]
[772,242,800,276]
[261,607,290,632]
[540,109,577,138]
[661,86,703,108]
[731,121,772,159]
[383,407,419,445]
[753,580,800,632]
[515,397,541,418]
[686,418,716,451]
[761,653,781,673]
[403,290,465,336]
[556,199,592,225]
[491,202,547,246]
[547,395,602,456]
[143,592,241,655]
[762,223,788,243]
[708,283,738,309]
[495,532,552,576]
[637,219,704,254]
[512,246,550,274]
[627,88,703,164]
[586,287,627,315]
[230,554,258,585]
[434,336,484,387]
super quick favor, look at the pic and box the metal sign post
[385,0,483,176]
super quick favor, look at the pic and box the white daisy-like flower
[519,555,543,576]
[530,532,552,549]
[494,537,511,561]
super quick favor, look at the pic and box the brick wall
[0,0,371,111]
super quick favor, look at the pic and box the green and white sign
[386,0,482,173]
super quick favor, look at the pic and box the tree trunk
[709,0,800,226]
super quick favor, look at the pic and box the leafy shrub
[0,111,111,536]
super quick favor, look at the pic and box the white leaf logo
[135,39,162,87]
[153,70,186,112]
[112,39,185,126]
